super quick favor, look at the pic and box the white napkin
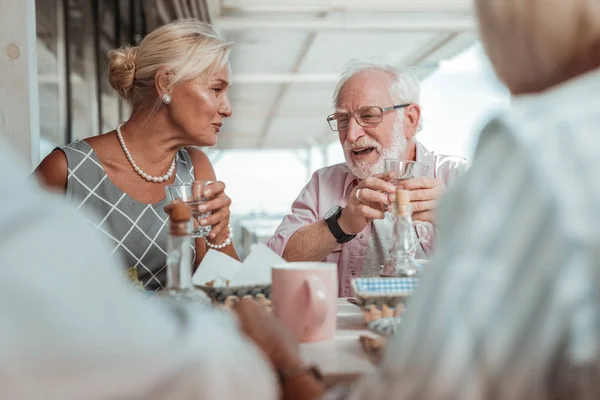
[191,249,242,287]
[192,243,286,287]
[229,244,285,286]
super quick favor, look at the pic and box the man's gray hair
[333,60,423,131]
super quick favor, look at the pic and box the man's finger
[413,210,435,223]
[356,188,389,205]
[398,177,440,190]
[411,199,436,213]
[358,204,385,220]
[361,176,396,194]
[373,171,395,181]
[409,188,439,202]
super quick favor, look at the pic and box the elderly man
[268,62,467,296]
[240,0,600,399]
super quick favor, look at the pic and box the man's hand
[233,299,301,371]
[395,177,445,224]
[338,173,396,235]
[234,300,326,400]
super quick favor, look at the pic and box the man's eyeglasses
[326,104,410,132]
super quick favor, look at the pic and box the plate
[352,277,418,295]
[196,284,271,308]
[351,277,418,323]
[368,317,402,338]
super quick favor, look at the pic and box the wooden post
[0,0,40,169]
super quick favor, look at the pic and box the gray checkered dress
[60,140,196,291]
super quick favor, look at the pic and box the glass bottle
[159,203,209,304]
[380,189,430,277]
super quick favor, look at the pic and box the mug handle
[304,275,328,335]
[414,221,434,245]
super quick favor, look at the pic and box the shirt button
[351,270,356,276]
[359,233,364,239]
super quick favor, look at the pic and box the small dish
[368,317,402,338]
[346,297,360,307]
[196,284,272,310]
[351,277,418,324]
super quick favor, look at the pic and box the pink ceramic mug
[271,262,338,343]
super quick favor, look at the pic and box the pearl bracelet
[203,224,233,250]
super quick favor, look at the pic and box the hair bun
[107,46,138,100]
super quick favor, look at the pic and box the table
[300,298,377,387]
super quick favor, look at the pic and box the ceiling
[34,0,478,150]
[210,0,478,149]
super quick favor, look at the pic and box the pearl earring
[162,93,172,104]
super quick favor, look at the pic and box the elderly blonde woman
[36,19,237,290]
[233,1,600,399]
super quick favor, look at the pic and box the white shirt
[0,140,277,400]
[327,68,600,399]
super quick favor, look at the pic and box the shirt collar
[415,140,436,177]
[416,140,433,165]
[342,164,359,199]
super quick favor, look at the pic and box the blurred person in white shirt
[0,137,278,400]
[236,0,600,399]
[6,0,600,396]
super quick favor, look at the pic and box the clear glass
[158,219,209,304]
[165,182,213,238]
[380,204,432,277]
[385,159,430,186]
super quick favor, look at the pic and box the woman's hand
[195,181,232,240]
[233,300,325,400]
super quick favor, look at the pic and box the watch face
[325,206,341,220]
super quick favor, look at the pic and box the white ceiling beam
[402,33,460,67]
[256,16,325,148]
[221,5,472,14]
[230,67,439,84]
[232,73,338,83]
[214,16,475,32]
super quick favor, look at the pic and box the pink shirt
[267,141,467,297]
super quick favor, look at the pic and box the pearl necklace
[116,123,176,183]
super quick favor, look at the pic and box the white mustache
[343,137,382,153]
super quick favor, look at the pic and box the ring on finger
[356,188,364,203]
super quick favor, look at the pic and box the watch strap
[325,207,356,244]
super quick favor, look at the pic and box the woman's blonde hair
[476,0,600,93]
[107,18,233,107]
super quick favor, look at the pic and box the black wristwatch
[324,206,356,244]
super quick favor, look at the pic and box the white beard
[343,121,408,179]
